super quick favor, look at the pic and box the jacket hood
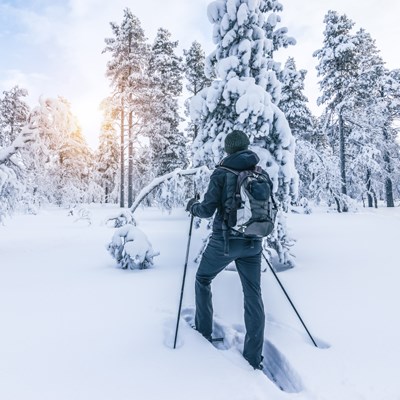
[219,149,260,171]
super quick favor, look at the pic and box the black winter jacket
[191,150,260,236]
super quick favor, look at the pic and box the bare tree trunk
[331,191,342,213]
[383,126,395,208]
[385,177,395,207]
[128,110,133,208]
[373,191,378,208]
[366,169,373,208]
[338,113,347,190]
[338,112,348,212]
[127,33,133,208]
[120,98,125,208]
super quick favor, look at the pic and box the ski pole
[173,211,196,349]
[262,252,318,348]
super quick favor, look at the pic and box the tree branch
[130,166,210,214]
[0,127,35,165]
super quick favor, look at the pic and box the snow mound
[108,224,159,270]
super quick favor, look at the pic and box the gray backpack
[220,165,278,238]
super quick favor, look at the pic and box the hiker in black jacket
[186,130,265,370]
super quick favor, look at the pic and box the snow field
[1,205,400,399]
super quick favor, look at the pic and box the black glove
[186,197,199,213]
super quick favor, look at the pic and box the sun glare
[71,102,103,149]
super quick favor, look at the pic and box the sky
[1,0,400,149]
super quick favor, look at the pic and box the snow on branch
[0,125,36,164]
[107,166,210,271]
[0,107,40,164]
[105,210,136,228]
[130,166,210,214]
[108,224,160,270]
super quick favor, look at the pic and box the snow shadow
[180,308,303,393]
[267,315,331,350]
[314,337,330,349]
[163,316,183,349]
[262,340,303,393]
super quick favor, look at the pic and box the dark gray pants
[195,235,265,368]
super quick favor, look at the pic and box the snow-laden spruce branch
[130,166,210,214]
[0,124,36,164]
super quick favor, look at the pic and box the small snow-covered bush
[68,206,92,225]
[299,197,312,214]
[106,210,136,228]
[108,224,159,270]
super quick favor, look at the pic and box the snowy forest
[1,2,400,260]
[2,1,400,399]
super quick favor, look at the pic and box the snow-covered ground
[1,204,399,400]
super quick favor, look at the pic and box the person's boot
[247,355,264,370]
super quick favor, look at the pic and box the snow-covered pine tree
[344,29,388,207]
[103,8,150,207]
[131,144,154,201]
[320,26,400,208]
[313,11,359,210]
[17,98,56,208]
[306,114,344,210]
[0,86,31,219]
[191,0,298,266]
[0,86,30,147]
[279,58,314,141]
[146,27,187,177]
[57,116,93,206]
[23,96,90,207]
[375,69,400,207]
[278,57,315,200]
[96,119,120,203]
[0,111,35,222]
[184,41,213,143]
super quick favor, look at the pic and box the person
[186,130,265,370]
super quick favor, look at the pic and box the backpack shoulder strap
[253,166,278,208]
[270,191,278,209]
[217,165,240,176]
[218,165,255,195]
[253,165,263,174]
[218,165,278,205]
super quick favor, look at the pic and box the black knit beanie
[224,130,250,154]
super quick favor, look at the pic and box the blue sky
[1,0,400,148]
